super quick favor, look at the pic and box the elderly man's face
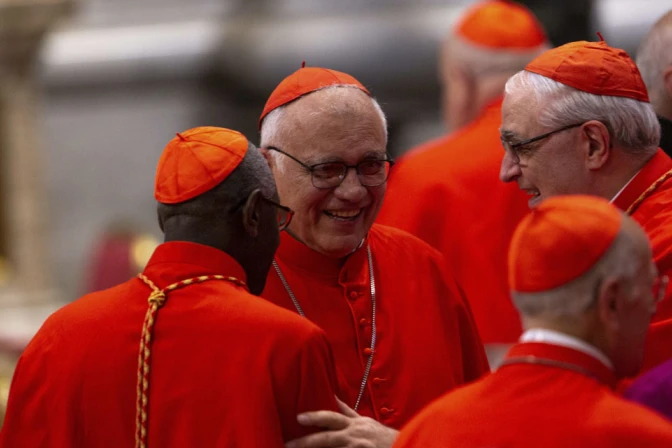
[267,88,388,258]
[499,90,588,208]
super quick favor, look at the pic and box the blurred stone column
[0,0,74,336]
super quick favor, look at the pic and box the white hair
[511,227,641,320]
[259,85,388,172]
[505,71,661,154]
[636,10,672,112]
[447,35,550,76]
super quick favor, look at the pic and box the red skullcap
[455,0,548,50]
[525,39,649,102]
[259,64,370,129]
[154,126,248,204]
[509,195,623,293]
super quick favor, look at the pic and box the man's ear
[583,121,611,170]
[242,189,263,238]
[596,276,623,331]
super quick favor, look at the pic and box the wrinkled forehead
[280,88,387,160]
[501,88,540,133]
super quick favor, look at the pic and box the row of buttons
[344,287,393,419]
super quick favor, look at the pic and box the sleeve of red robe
[0,321,74,447]
[272,327,340,442]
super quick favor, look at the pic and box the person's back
[0,127,339,447]
[394,196,672,447]
[378,0,549,349]
[396,346,672,447]
[381,102,528,345]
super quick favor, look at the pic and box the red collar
[142,241,248,290]
[501,342,617,389]
[275,231,370,282]
[613,149,672,212]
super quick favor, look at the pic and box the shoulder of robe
[242,295,328,341]
[370,224,444,261]
[590,393,672,434]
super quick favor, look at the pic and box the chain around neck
[272,244,377,412]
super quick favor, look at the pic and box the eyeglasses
[501,123,584,164]
[267,146,394,189]
[260,195,294,231]
[653,274,669,304]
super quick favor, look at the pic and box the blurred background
[0,0,670,423]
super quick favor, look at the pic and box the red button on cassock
[359,318,368,327]
[349,291,359,300]
[363,348,372,356]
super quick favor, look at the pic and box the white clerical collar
[520,328,613,370]
[610,170,640,203]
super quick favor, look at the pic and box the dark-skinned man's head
[155,127,290,294]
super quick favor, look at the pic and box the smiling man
[499,38,672,376]
[258,65,489,448]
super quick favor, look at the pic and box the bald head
[637,10,672,119]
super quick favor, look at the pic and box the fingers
[297,410,350,430]
[286,430,348,448]
[335,397,359,418]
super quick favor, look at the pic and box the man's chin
[313,235,366,259]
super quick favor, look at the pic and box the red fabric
[154,127,248,204]
[377,99,527,343]
[456,0,547,49]
[525,40,649,102]
[394,342,672,447]
[509,195,622,293]
[258,66,370,128]
[261,225,490,429]
[612,149,672,374]
[0,242,339,447]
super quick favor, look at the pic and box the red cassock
[394,342,672,448]
[612,149,672,374]
[261,225,490,429]
[377,98,529,343]
[0,242,339,448]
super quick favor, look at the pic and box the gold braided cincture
[134,273,246,448]
[626,169,672,216]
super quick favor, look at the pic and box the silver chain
[272,244,376,412]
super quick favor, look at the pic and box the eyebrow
[500,129,523,142]
[309,150,388,166]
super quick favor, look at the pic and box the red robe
[394,342,672,447]
[612,149,672,373]
[0,242,339,447]
[377,98,529,343]
[261,225,490,429]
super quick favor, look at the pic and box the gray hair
[259,85,388,172]
[636,10,672,112]
[505,71,661,154]
[511,226,641,320]
[447,35,550,76]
